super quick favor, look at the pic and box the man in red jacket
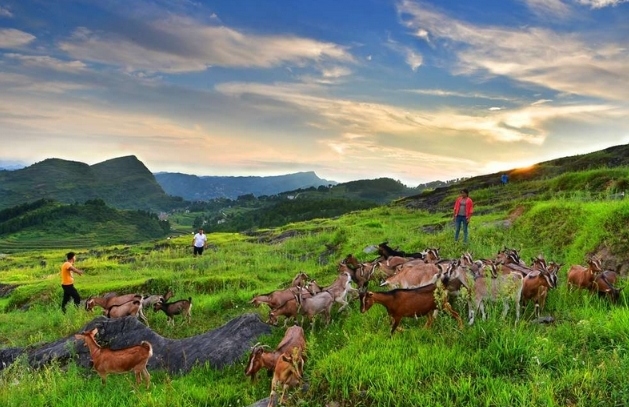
[453,189,474,244]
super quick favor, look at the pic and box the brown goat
[105,300,149,326]
[250,287,300,309]
[593,270,622,303]
[359,283,463,335]
[154,297,192,325]
[245,325,306,382]
[567,258,603,290]
[74,328,153,389]
[267,346,305,407]
[380,262,444,289]
[85,293,143,312]
[520,267,557,318]
[268,296,300,326]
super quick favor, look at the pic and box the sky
[0,0,628,186]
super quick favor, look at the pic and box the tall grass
[2,198,629,406]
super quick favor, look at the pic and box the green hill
[0,198,170,251]
[0,156,183,212]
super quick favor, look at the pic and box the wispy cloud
[0,5,13,17]
[386,38,423,71]
[5,53,87,72]
[523,0,573,19]
[576,0,629,8]
[397,0,629,101]
[407,88,515,101]
[58,16,354,74]
[0,29,35,48]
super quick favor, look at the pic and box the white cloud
[385,38,423,71]
[397,0,629,101]
[5,53,87,72]
[58,17,354,74]
[524,0,572,18]
[576,0,629,8]
[408,88,515,101]
[0,29,35,48]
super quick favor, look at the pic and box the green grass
[2,196,629,406]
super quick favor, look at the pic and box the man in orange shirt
[61,251,84,313]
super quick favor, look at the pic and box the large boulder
[0,313,271,374]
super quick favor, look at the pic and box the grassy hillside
[1,183,629,406]
[0,156,184,212]
[0,199,170,252]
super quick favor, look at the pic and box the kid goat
[74,327,153,389]
[154,297,192,325]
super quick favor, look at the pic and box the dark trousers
[62,284,80,313]
[193,246,204,256]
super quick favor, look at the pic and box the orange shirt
[61,261,74,285]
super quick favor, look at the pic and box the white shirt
[193,233,207,248]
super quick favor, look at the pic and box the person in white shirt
[192,228,208,256]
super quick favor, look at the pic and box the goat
[377,242,425,260]
[593,270,622,303]
[467,264,524,325]
[141,289,173,310]
[250,287,300,310]
[268,346,305,407]
[245,325,306,382]
[341,255,378,291]
[105,300,149,325]
[154,297,192,325]
[296,289,335,328]
[520,262,558,319]
[567,258,603,290]
[85,293,143,312]
[319,271,356,312]
[74,328,153,389]
[268,296,300,327]
[359,283,463,335]
[291,272,309,288]
[380,262,444,289]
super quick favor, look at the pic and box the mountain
[154,171,337,200]
[0,156,182,212]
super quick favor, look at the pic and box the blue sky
[0,0,628,186]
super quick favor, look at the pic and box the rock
[0,313,272,374]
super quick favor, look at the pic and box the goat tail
[140,341,153,357]
[188,297,192,303]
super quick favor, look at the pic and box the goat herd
[245,242,623,405]
[73,289,192,389]
[72,242,622,406]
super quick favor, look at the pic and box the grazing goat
[296,289,335,328]
[567,258,603,290]
[154,297,192,325]
[359,284,463,335]
[520,265,558,319]
[74,328,153,389]
[320,271,356,312]
[250,287,300,309]
[467,265,524,325]
[141,289,173,310]
[245,325,306,382]
[268,296,300,326]
[341,255,377,291]
[291,272,309,288]
[380,262,444,289]
[593,270,622,303]
[377,242,425,260]
[268,346,305,407]
[85,293,143,312]
[105,300,149,325]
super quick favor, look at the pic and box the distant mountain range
[0,156,338,211]
[154,171,337,201]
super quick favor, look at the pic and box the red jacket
[453,197,474,219]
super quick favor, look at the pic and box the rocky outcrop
[0,313,271,374]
